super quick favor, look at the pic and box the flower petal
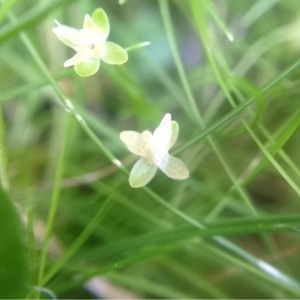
[168,121,179,150]
[53,22,81,49]
[83,14,98,32]
[64,52,90,67]
[74,59,100,77]
[129,158,157,188]
[120,131,150,157]
[91,8,110,39]
[158,154,189,180]
[102,41,128,65]
[153,113,172,148]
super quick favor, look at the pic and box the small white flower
[52,8,128,77]
[120,114,189,188]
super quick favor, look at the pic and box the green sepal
[102,41,128,65]
[74,59,100,77]
[168,121,179,150]
[92,8,110,39]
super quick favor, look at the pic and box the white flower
[120,114,189,188]
[52,8,128,77]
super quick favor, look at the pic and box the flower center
[143,132,168,166]
[79,29,107,59]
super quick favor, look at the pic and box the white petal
[129,158,157,188]
[63,55,78,67]
[120,131,151,157]
[63,53,87,67]
[53,23,81,49]
[83,14,98,31]
[158,154,189,180]
[153,113,172,147]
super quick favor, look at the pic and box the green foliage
[1,0,300,298]
[0,188,28,298]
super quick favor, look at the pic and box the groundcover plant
[1,0,300,298]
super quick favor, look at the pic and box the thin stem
[43,197,112,285]
[159,0,202,125]
[188,0,300,199]
[159,0,257,215]
[37,116,70,287]
[0,106,10,193]
[174,59,300,154]
[208,237,300,297]
[125,41,151,52]
[7,11,127,175]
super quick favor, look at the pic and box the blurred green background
[1,0,300,298]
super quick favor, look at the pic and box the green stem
[159,0,202,124]
[208,237,300,297]
[0,106,10,193]
[0,0,78,43]
[188,0,300,199]
[125,41,151,52]
[174,59,300,155]
[5,12,128,289]
[159,0,257,215]
[42,197,112,285]
[37,116,70,288]
[6,12,127,175]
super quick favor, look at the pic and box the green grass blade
[0,188,28,298]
